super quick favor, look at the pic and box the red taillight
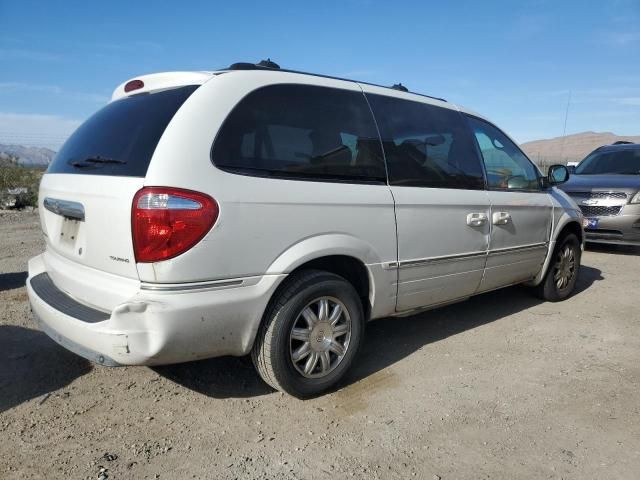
[124,79,144,92]
[132,187,218,263]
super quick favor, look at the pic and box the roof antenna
[559,90,572,163]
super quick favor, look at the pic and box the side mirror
[547,164,569,186]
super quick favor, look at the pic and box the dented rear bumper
[27,253,285,366]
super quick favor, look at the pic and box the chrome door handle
[493,211,511,225]
[466,212,488,227]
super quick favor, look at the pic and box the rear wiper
[68,156,127,168]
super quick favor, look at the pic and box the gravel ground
[1,210,639,479]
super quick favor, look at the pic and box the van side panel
[141,72,398,318]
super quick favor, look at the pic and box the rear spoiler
[111,71,216,102]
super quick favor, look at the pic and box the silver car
[561,142,640,246]
[27,60,584,397]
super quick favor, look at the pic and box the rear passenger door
[466,116,552,292]
[365,91,491,311]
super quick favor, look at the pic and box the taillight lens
[124,79,144,92]
[132,187,218,263]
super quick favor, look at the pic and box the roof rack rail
[223,61,447,102]
[391,83,408,92]
[611,140,634,145]
[257,58,280,69]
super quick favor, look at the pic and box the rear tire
[251,270,365,398]
[534,233,581,302]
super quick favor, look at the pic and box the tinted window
[49,85,198,177]
[467,116,541,190]
[366,94,485,189]
[575,148,640,174]
[211,84,386,182]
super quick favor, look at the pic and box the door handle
[466,212,488,227]
[492,211,511,225]
[43,197,85,222]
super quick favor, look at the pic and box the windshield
[48,85,198,177]
[575,148,640,175]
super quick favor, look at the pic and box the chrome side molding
[383,242,549,270]
[43,197,85,221]
[140,278,245,292]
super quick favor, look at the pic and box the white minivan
[27,61,583,398]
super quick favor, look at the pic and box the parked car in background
[27,61,584,398]
[566,161,579,173]
[560,142,640,246]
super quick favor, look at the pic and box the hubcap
[553,244,576,290]
[289,297,351,379]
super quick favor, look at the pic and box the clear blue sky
[1,0,639,150]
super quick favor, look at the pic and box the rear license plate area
[60,218,80,245]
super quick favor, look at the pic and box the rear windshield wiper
[68,156,127,168]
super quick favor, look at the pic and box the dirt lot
[1,210,639,479]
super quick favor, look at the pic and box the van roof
[113,60,447,103]
[111,61,483,120]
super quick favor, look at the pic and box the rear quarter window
[48,85,198,177]
[211,84,387,183]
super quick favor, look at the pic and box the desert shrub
[0,165,45,208]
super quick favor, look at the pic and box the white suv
[27,61,583,398]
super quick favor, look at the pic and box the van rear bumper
[27,254,286,366]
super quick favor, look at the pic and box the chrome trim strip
[43,197,85,221]
[140,279,244,292]
[487,242,548,256]
[568,191,628,200]
[399,250,488,269]
[394,243,549,270]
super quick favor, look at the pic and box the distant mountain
[521,132,640,165]
[0,144,56,167]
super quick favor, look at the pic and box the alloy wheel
[289,296,352,378]
[554,244,576,290]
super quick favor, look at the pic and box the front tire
[534,233,581,302]
[251,270,364,398]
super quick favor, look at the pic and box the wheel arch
[264,233,386,316]
[531,216,584,286]
[556,220,583,245]
[285,255,372,319]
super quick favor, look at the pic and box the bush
[0,166,44,209]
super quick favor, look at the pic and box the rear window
[211,84,386,183]
[48,85,198,177]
